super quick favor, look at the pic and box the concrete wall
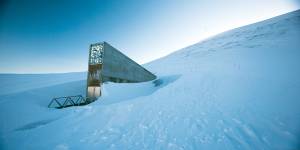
[101,42,156,82]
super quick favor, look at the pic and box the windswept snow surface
[0,72,86,96]
[1,10,300,149]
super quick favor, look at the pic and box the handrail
[48,95,97,109]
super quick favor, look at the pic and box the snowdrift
[0,10,300,150]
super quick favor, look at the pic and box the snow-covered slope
[0,72,86,96]
[1,10,300,150]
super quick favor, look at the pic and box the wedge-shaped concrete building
[87,42,156,98]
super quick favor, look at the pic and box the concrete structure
[86,42,156,98]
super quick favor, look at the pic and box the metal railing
[48,95,96,109]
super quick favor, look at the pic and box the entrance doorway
[87,86,101,98]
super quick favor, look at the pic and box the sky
[0,0,299,73]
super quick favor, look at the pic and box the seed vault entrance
[86,42,157,99]
[49,42,156,109]
[87,43,104,98]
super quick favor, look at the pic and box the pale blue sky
[0,0,299,73]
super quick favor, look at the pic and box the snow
[0,72,86,96]
[1,10,300,149]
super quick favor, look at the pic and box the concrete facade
[86,42,156,98]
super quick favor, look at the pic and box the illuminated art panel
[89,43,104,65]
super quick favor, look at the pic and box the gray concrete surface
[101,42,156,83]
